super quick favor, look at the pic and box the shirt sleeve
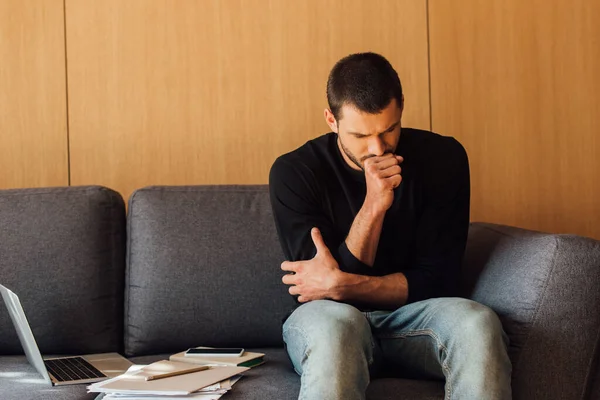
[402,138,471,304]
[269,156,373,276]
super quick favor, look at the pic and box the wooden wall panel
[0,0,68,189]
[429,0,600,239]
[65,0,430,202]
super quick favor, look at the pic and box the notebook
[89,365,248,395]
[137,360,209,381]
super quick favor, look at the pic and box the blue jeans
[283,298,512,400]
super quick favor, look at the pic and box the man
[269,53,512,400]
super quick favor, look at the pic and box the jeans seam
[378,328,453,400]
[363,312,376,366]
[283,325,311,399]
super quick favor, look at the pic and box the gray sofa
[1,185,599,400]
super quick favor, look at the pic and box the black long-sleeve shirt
[269,128,470,307]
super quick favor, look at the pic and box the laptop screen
[0,284,52,384]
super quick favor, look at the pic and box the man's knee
[283,300,373,363]
[286,300,370,338]
[443,299,507,349]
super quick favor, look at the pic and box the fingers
[281,261,305,301]
[289,285,309,303]
[387,174,402,189]
[364,154,403,168]
[282,273,297,285]
[365,162,402,187]
[378,156,402,170]
[364,155,395,171]
[281,260,298,272]
[310,227,329,255]
[379,165,402,178]
[364,155,403,180]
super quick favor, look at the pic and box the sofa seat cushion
[0,356,96,400]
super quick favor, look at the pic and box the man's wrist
[329,270,367,302]
[329,270,349,301]
[362,198,387,220]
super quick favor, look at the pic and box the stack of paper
[88,362,248,400]
[170,347,265,368]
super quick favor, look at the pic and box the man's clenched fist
[363,153,403,215]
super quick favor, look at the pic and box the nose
[367,137,386,157]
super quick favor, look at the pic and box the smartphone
[184,347,245,357]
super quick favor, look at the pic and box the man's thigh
[367,297,506,380]
[282,300,376,375]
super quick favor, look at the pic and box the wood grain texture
[0,0,68,189]
[429,0,600,239]
[65,0,430,202]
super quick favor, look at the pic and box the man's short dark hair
[326,52,403,121]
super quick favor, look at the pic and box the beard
[337,134,394,172]
[338,136,365,171]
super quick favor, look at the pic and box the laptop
[0,284,133,386]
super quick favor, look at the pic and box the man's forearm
[331,271,408,309]
[344,201,386,266]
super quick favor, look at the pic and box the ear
[400,95,405,113]
[324,108,339,133]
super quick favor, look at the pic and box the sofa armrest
[461,222,600,400]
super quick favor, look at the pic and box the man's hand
[281,227,342,303]
[363,154,403,215]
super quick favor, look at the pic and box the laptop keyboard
[44,356,107,382]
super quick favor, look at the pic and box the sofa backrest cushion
[0,186,126,355]
[125,185,296,356]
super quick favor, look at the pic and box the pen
[145,365,210,381]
